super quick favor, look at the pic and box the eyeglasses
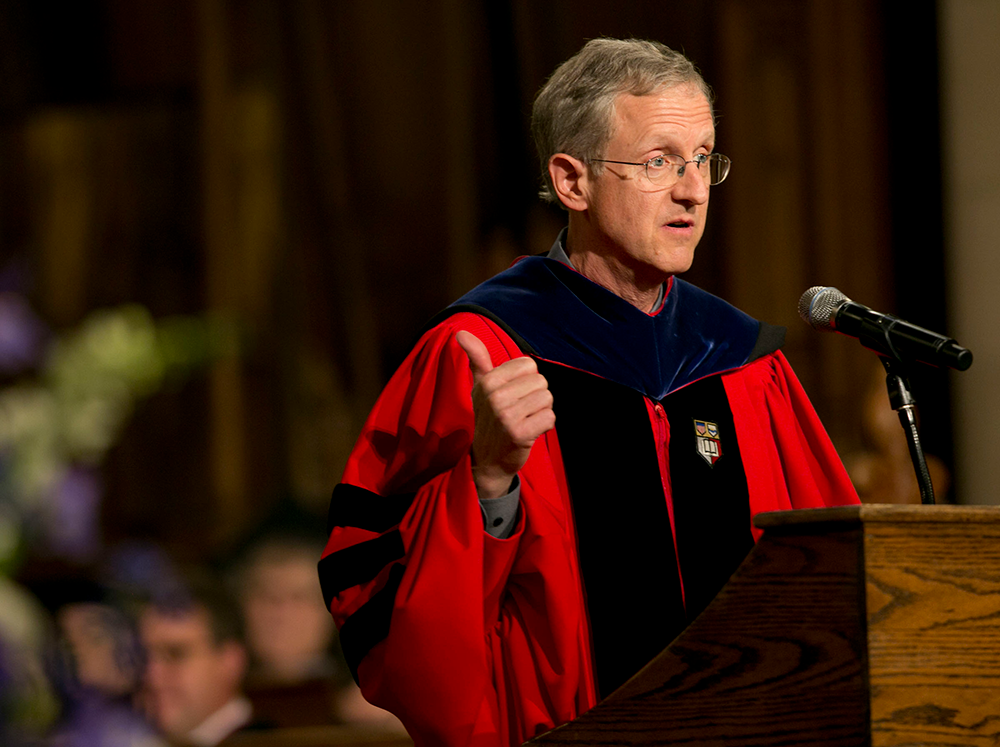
[590,152,731,187]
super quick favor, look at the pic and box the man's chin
[653,249,696,277]
[155,709,199,738]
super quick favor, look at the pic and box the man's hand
[455,330,556,500]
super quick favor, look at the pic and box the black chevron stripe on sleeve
[338,562,406,683]
[318,529,406,609]
[320,484,417,682]
[327,483,416,534]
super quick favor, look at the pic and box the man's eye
[693,153,709,164]
[648,156,668,169]
[162,646,190,664]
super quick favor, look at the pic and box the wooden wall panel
[1,0,909,560]
[717,0,893,451]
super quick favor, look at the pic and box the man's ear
[548,154,590,211]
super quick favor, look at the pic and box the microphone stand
[879,356,935,505]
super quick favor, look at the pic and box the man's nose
[144,657,166,686]
[671,166,709,204]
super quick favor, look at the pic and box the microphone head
[798,286,850,331]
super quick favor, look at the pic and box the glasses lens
[708,154,731,185]
[645,154,730,186]
[645,154,684,185]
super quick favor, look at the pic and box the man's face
[140,606,245,739]
[242,556,334,681]
[59,603,138,697]
[582,84,715,282]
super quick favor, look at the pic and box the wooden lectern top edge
[753,503,1000,529]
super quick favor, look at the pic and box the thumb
[455,330,494,381]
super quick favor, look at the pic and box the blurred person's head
[58,601,142,698]
[28,575,144,702]
[139,573,248,742]
[23,574,164,747]
[234,535,335,684]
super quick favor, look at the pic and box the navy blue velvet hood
[443,255,783,401]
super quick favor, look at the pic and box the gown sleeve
[723,350,861,538]
[318,312,593,747]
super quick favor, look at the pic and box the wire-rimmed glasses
[590,152,731,188]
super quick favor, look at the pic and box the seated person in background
[319,37,860,747]
[27,574,163,747]
[234,532,404,732]
[53,598,166,747]
[138,572,259,747]
[237,534,340,686]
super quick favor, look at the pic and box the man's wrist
[471,464,517,501]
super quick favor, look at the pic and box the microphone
[798,286,973,371]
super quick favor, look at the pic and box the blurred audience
[231,531,405,733]
[138,572,260,746]
[7,528,409,744]
[235,535,338,686]
[58,601,141,699]
[29,574,163,747]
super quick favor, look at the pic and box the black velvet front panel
[539,360,755,699]
[538,360,686,699]
[662,375,755,623]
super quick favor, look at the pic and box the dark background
[0,0,951,566]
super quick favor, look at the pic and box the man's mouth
[666,219,693,229]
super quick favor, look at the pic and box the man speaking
[319,37,859,747]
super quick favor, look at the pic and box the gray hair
[531,38,713,204]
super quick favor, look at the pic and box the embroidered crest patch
[694,419,722,466]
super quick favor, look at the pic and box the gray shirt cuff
[480,476,520,539]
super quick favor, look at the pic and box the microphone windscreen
[798,286,849,331]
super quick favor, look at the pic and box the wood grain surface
[527,521,869,745]
[863,512,1000,746]
[527,506,1000,746]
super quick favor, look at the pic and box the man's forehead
[615,84,712,118]
[611,85,714,137]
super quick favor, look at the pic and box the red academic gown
[320,259,859,747]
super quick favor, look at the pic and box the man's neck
[562,224,666,313]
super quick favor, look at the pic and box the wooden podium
[526,505,1000,746]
